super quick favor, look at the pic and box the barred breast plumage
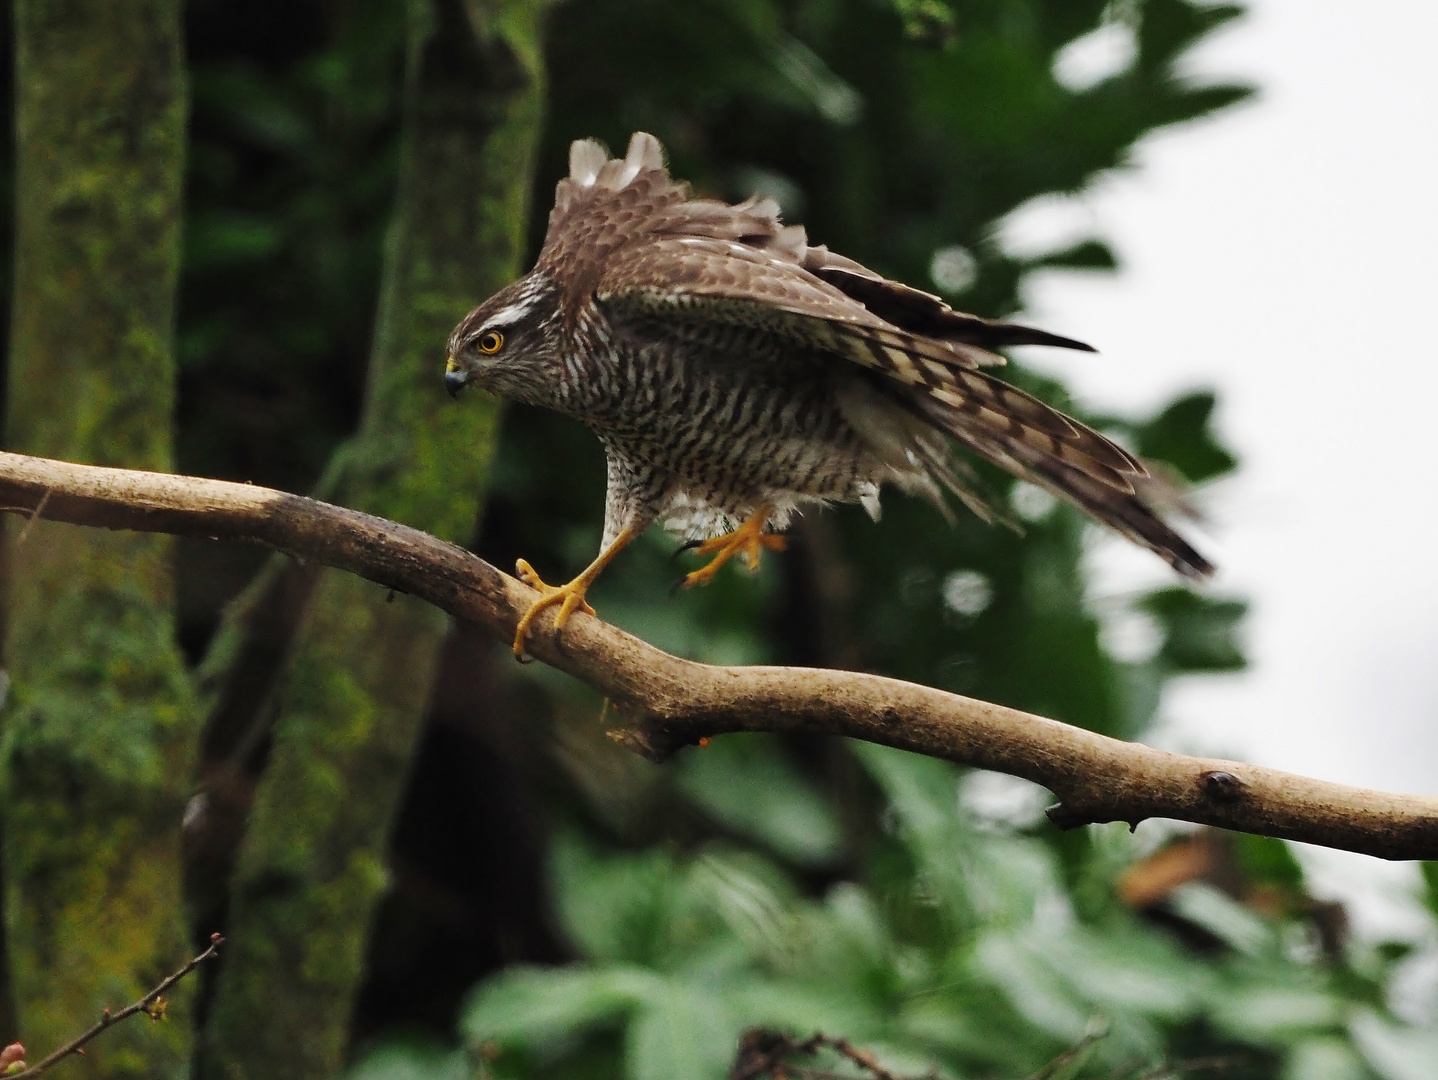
[445,132,1211,655]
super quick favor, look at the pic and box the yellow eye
[477,330,504,355]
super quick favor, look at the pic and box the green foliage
[1234,834,1306,893]
[422,745,1427,1080]
[676,734,844,867]
[1140,588,1247,673]
[1421,863,1438,916]
[1132,392,1239,485]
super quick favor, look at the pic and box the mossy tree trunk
[3,0,198,1076]
[195,0,547,1075]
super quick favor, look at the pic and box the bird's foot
[512,558,597,657]
[682,507,787,588]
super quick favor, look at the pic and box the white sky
[1002,0,1438,929]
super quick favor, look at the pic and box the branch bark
[1,450,1435,863]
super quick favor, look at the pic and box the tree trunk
[195,0,547,1075]
[3,1,197,1076]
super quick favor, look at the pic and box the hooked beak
[444,356,469,398]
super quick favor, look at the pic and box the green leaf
[898,995,1028,1065]
[1133,391,1238,483]
[770,34,864,125]
[1233,833,1306,891]
[1027,238,1118,271]
[1283,1038,1370,1080]
[625,983,741,1080]
[551,835,679,965]
[1349,1011,1438,1080]
[459,965,659,1050]
[850,745,978,919]
[725,979,879,1039]
[1044,925,1204,1017]
[1140,587,1248,672]
[347,1041,468,1080]
[779,883,910,1004]
[1420,862,1438,917]
[820,883,893,969]
[1167,883,1272,955]
[973,931,1092,1041]
[677,848,800,960]
[1210,983,1343,1044]
[676,735,843,866]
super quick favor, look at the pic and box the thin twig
[9,935,224,1078]
[1,450,1436,860]
[730,1032,918,1080]
[1130,1056,1243,1080]
[13,487,50,547]
[829,1037,906,1080]
[731,1033,826,1080]
[1024,1024,1108,1080]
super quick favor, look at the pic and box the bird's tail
[908,369,1214,578]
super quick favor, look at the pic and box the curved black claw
[668,574,689,598]
[671,538,704,560]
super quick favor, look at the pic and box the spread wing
[540,133,1211,578]
[539,134,1084,371]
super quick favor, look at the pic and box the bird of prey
[446,132,1211,656]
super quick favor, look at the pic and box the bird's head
[445,273,561,404]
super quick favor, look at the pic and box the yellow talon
[512,560,598,656]
[683,504,787,589]
[510,526,638,658]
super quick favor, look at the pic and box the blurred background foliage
[4,0,1438,1077]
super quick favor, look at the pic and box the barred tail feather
[910,366,1147,492]
[913,390,1214,579]
[1022,454,1215,578]
[907,438,1022,532]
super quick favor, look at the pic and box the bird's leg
[512,526,638,658]
[682,504,787,589]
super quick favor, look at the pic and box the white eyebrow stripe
[484,299,537,329]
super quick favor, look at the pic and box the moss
[352,0,546,539]
[196,2,550,1075]
[9,0,185,471]
[3,1,198,1072]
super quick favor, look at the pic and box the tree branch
[1,450,1435,861]
[729,1030,925,1080]
[8,936,223,1078]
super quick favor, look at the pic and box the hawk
[446,132,1211,656]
